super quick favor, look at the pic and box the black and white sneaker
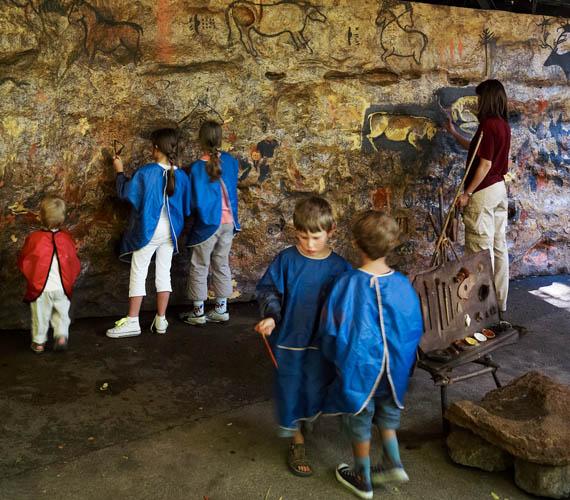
[335,463,373,499]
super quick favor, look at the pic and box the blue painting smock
[316,269,423,416]
[116,163,191,261]
[256,246,351,432]
[186,152,240,247]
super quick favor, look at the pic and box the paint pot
[474,332,487,342]
[482,328,496,339]
[464,336,479,346]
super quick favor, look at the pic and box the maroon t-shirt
[465,116,511,193]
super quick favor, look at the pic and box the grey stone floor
[0,275,569,499]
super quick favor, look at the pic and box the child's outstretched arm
[113,156,145,211]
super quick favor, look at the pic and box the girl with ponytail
[106,128,192,339]
[181,120,241,326]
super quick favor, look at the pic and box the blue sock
[215,297,227,313]
[193,301,204,315]
[382,435,402,468]
[354,455,371,485]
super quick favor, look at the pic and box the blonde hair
[40,197,66,229]
[293,196,335,233]
[352,210,400,259]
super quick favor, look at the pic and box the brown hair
[352,210,400,260]
[199,120,223,182]
[293,196,335,233]
[476,79,508,122]
[40,197,66,229]
[150,128,177,196]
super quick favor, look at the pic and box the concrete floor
[1,275,569,500]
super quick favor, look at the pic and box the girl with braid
[106,128,191,338]
[181,121,241,325]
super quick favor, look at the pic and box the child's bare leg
[353,440,371,484]
[156,291,170,316]
[128,296,143,317]
[379,428,402,467]
[290,429,311,473]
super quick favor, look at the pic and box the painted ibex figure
[225,0,327,57]
[68,0,143,66]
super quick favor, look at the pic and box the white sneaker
[206,309,230,323]
[150,314,168,334]
[180,310,206,326]
[106,317,141,338]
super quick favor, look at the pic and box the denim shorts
[343,392,402,443]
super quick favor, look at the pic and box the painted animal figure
[68,1,143,65]
[450,95,478,132]
[375,1,427,65]
[367,112,436,151]
[544,24,570,80]
[225,0,327,57]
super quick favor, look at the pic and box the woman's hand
[456,193,471,208]
[444,115,455,135]
[255,317,276,336]
[113,156,124,174]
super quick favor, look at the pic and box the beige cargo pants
[187,223,234,301]
[462,181,509,312]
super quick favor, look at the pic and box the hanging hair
[476,79,508,122]
[198,120,223,182]
[150,128,178,196]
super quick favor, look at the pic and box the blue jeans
[343,391,402,443]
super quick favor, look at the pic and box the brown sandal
[287,443,313,477]
[30,342,45,354]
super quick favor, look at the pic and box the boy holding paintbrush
[254,196,351,477]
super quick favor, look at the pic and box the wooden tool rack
[412,251,519,433]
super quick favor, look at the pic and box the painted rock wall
[1,0,569,329]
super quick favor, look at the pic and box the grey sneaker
[205,309,230,323]
[371,464,409,485]
[106,317,141,338]
[150,314,168,334]
[180,310,206,326]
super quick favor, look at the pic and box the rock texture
[446,427,512,472]
[446,371,570,466]
[1,1,569,327]
[514,458,570,499]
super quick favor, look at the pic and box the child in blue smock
[181,121,240,325]
[316,210,423,499]
[255,196,351,477]
[106,128,191,338]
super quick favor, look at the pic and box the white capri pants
[129,216,174,297]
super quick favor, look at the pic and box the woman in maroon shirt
[446,80,511,313]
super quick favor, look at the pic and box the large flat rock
[446,371,570,466]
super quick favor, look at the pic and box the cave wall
[1,0,569,328]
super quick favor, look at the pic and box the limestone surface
[1,1,569,327]
[446,427,513,472]
[446,371,570,466]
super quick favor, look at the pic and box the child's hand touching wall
[255,317,276,336]
[113,156,124,174]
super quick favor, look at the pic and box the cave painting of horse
[68,1,143,66]
[225,0,327,57]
